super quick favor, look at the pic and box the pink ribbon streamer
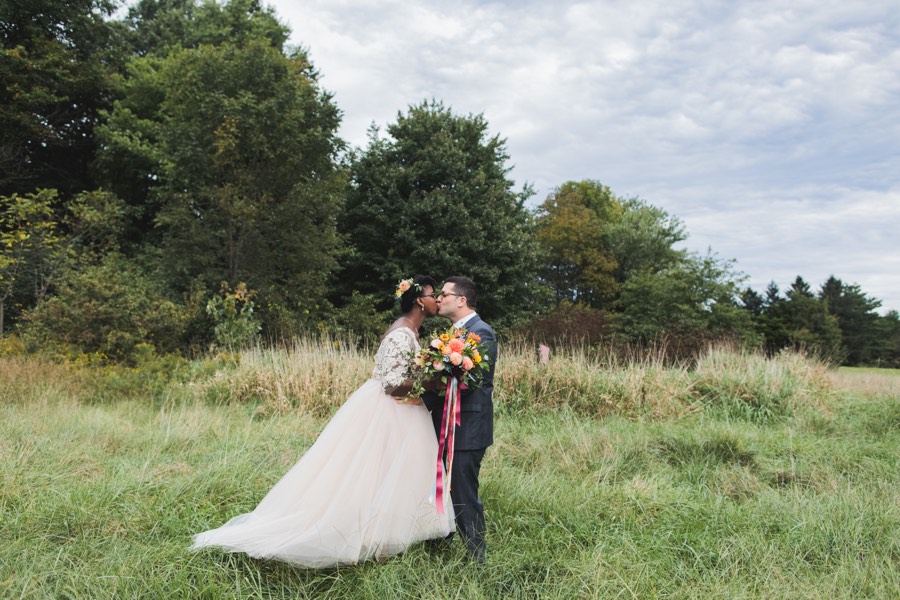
[434,376,461,515]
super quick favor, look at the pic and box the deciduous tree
[615,251,755,353]
[534,180,621,307]
[0,0,122,197]
[122,0,288,58]
[605,197,686,282]
[0,189,65,335]
[97,38,345,327]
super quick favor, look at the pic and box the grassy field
[1,345,897,599]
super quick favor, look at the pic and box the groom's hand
[422,377,443,392]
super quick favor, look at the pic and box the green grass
[1,348,897,599]
[838,366,900,376]
[830,366,900,402]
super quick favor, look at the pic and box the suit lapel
[462,315,481,331]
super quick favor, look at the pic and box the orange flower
[448,337,466,353]
[462,356,474,371]
[466,332,481,343]
[449,352,463,366]
[473,350,482,363]
[442,344,452,356]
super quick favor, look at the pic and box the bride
[191,275,453,567]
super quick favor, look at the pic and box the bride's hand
[394,396,423,406]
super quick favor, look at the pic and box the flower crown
[395,277,422,299]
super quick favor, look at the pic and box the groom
[424,276,496,563]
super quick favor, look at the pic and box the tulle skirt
[191,379,453,568]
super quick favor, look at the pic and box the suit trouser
[449,447,487,560]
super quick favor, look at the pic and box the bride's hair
[400,275,436,313]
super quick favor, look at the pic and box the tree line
[2,0,897,367]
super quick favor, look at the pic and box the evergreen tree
[873,310,900,367]
[741,287,765,318]
[819,275,882,365]
[339,100,537,325]
[758,281,790,355]
[764,276,844,362]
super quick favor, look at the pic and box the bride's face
[419,285,439,317]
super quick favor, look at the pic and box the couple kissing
[191,275,496,566]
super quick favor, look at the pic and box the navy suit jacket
[423,315,496,450]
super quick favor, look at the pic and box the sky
[265,0,900,313]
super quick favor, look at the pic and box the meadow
[0,343,897,599]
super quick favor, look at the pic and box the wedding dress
[191,327,453,567]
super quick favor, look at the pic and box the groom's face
[437,283,463,320]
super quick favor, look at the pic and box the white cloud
[268,0,900,311]
[669,183,900,311]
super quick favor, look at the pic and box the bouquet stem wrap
[434,377,462,515]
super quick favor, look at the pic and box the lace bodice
[371,327,419,393]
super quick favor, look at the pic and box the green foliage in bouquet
[408,326,490,397]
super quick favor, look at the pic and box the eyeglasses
[439,292,462,299]
[420,293,436,299]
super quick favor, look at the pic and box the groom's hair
[444,276,477,308]
[400,275,437,313]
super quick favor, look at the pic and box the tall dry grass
[0,356,86,407]
[495,339,697,418]
[829,366,900,398]
[2,338,837,424]
[186,337,372,416]
[692,346,835,420]
[167,339,837,423]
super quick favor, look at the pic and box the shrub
[508,302,610,346]
[189,338,370,416]
[320,291,393,345]
[20,254,187,362]
[692,346,834,421]
[205,282,261,350]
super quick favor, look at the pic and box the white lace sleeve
[372,328,418,393]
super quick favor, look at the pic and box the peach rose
[398,279,410,293]
[442,344,452,355]
[448,337,466,353]
[462,356,474,371]
[432,360,444,371]
[449,352,463,366]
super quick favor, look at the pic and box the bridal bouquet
[408,326,489,397]
[410,326,490,514]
